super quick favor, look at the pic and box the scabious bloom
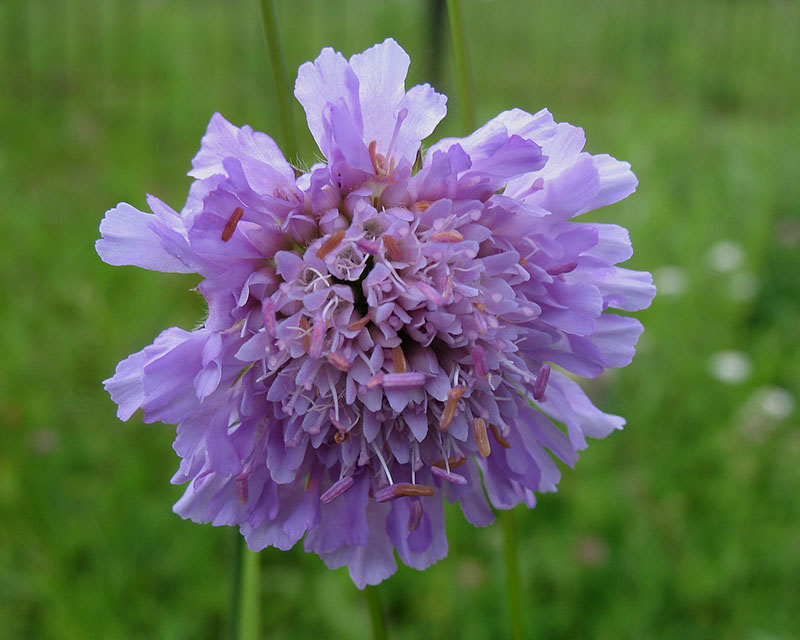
[98,39,655,587]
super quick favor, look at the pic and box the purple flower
[97,39,654,588]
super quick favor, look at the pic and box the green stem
[238,543,261,640]
[258,0,298,161]
[501,509,524,640]
[445,0,476,132]
[364,585,389,640]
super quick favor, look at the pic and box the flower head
[98,39,655,587]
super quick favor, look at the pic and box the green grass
[1,0,799,638]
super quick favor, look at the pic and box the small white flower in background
[708,350,752,384]
[739,386,795,442]
[752,386,795,420]
[707,240,745,273]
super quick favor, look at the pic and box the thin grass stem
[258,0,299,161]
[365,585,389,640]
[238,544,261,640]
[445,0,476,132]
[501,508,525,640]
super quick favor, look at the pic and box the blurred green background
[1,0,799,638]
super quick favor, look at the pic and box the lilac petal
[294,47,361,160]
[319,503,397,589]
[189,112,295,194]
[139,329,209,424]
[304,472,370,553]
[579,153,638,214]
[351,39,447,164]
[96,202,195,273]
[206,418,241,478]
[349,39,410,152]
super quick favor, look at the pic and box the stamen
[473,417,491,457]
[309,316,325,359]
[299,316,311,351]
[430,230,464,243]
[440,274,454,303]
[431,465,468,485]
[382,372,427,389]
[316,229,346,259]
[489,423,512,449]
[382,234,404,261]
[368,140,380,173]
[417,281,446,306]
[235,474,249,504]
[414,200,433,212]
[366,372,384,389]
[334,431,349,444]
[439,385,465,431]
[392,346,408,373]
[374,483,435,503]
[372,445,394,485]
[546,261,578,276]
[221,207,244,241]
[473,310,488,334]
[472,345,489,377]
[433,455,467,469]
[320,475,354,504]
[261,299,277,336]
[516,177,545,200]
[326,352,351,372]
[407,500,423,532]
[347,311,373,331]
[519,258,528,267]
[386,107,408,161]
[532,363,550,400]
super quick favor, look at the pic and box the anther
[382,235,404,261]
[374,483,435,503]
[235,474,249,504]
[489,423,512,449]
[407,500,423,532]
[221,207,244,242]
[309,317,325,359]
[326,352,351,372]
[414,200,433,212]
[347,311,373,331]
[299,316,311,351]
[439,385,465,431]
[430,230,464,243]
[472,345,489,377]
[316,230,346,259]
[473,417,491,457]
[334,431,349,444]
[546,261,578,276]
[432,455,467,469]
[320,476,354,504]
[431,465,468,485]
[392,346,408,374]
[382,372,427,389]
[532,363,550,400]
